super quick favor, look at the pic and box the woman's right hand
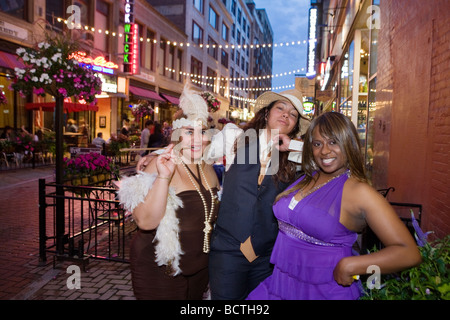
[155,144,176,179]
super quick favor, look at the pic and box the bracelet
[157,176,171,180]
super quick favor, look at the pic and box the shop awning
[25,102,99,113]
[129,86,165,102]
[0,51,25,70]
[160,93,180,105]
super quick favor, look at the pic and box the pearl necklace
[180,160,215,253]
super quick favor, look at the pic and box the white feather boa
[118,172,184,276]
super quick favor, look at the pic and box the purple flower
[411,211,433,247]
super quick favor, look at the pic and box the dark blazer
[214,138,290,257]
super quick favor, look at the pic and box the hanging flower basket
[201,91,221,113]
[10,32,102,104]
[131,100,154,122]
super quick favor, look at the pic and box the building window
[237,8,241,24]
[168,44,175,79]
[206,67,217,91]
[176,50,183,82]
[221,49,229,68]
[3,0,28,20]
[231,0,236,16]
[191,56,203,87]
[222,23,229,42]
[95,1,109,52]
[194,0,203,14]
[192,21,203,45]
[144,29,155,71]
[209,6,219,30]
[208,37,218,60]
[219,77,227,96]
[159,38,167,76]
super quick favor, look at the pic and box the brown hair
[238,101,301,184]
[275,111,367,202]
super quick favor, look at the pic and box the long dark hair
[275,111,367,202]
[238,101,301,184]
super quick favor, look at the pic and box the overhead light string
[57,17,310,50]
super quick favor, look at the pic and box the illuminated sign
[123,0,138,74]
[306,7,317,79]
[320,56,334,91]
[69,51,118,74]
[303,101,315,114]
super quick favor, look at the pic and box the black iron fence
[360,187,422,252]
[38,178,136,269]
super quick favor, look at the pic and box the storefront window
[369,0,380,77]
[339,41,354,117]
[357,29,370,150]
[365,77,376,181]
[0,75,15,128]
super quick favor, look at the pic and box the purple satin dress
[247,171,362,300]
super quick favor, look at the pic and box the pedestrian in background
[247,112,422,300]
[92,132,106,149]
[140,120,154,156]
[147,121,164,149]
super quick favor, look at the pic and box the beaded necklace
[180,159,215,253]
[299,170,349,199]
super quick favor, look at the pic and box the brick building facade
[315,0,449,240]
[376,0,450,239]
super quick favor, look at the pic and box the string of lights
[165,67,305,83]
[56,18,300,95]
[57,17,311,49]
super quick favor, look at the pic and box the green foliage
[361,235,450,300]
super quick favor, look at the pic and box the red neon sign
[131,23,139,74]
[68,51,119,69]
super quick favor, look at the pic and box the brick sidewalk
[0,166,136,300]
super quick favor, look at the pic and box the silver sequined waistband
[278,220,336,247]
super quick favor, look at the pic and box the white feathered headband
[172,83,209,129]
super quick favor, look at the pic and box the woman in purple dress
[247,112,422,300]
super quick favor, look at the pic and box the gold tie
[258,151,271,185]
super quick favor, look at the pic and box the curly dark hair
[237,101,301,184]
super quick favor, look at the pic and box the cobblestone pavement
[0,166,136,300]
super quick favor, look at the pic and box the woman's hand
[272,133,292,152]
[333,257,357,287]
[136,153,156,171]
[156,144,176,179]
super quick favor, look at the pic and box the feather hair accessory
[173,83,209,129]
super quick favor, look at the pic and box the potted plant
[63,152,119,187]
[107,134,130,157]
[361,213,450,300]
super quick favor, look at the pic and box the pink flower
[58,88,67,96]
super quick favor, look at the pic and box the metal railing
[360,187,422,252]
[38,178,136,268]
